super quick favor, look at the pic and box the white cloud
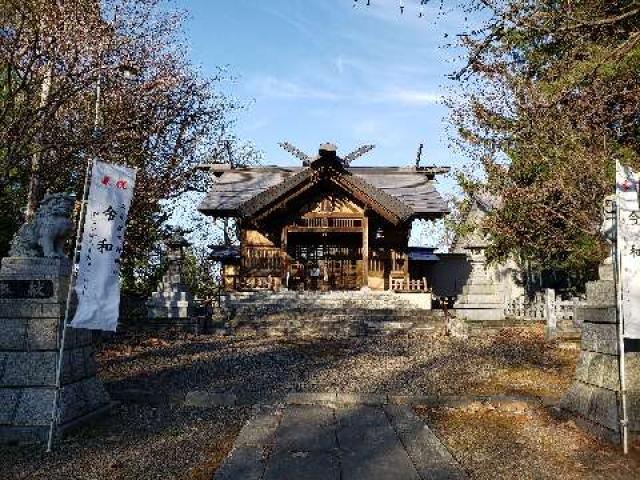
[372,88,442,105]
[250,74,443,106]
[251,76,341,101]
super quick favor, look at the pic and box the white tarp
[70,160,136,331]
[617,160,640,339]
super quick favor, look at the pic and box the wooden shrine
[199,143,449,292]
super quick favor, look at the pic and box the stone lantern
[147,231,196,331]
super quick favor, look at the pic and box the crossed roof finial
[278,141,375,167]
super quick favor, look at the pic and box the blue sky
[177,0,473,186]
[173,0,476,246]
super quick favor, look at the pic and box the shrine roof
[198,164,450,221]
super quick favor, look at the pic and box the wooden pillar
[239,227,247,289]
[362,216,369,289]
[281,226,289,289]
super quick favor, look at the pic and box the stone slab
[25,318,59,350]
[585,280,615,306]
[234,411,282,447]
[0,318,27,350]
[286,392,337,405]
[264,450,340,480]
[575,351,620,390]
[275,419,336,450]
[575,306,616,325]
[335,393,387,405]
[0,279,54,299]
[385,405,468,480]
[0,257,71,277]
[457,294,503,304]
[461,284,498,295]
[455,307,506,322]
[0,277,68,304]
[0,425,48,444]
[338,419,420,480]
[0,348,95,387]
[336,405,390,430]
[0,352,57,386]
[214,446,265,480]
[0,389,19,423]
[12,388,55,425]
[0,303,43,319]
[581,323,619,355]
[217,402,466,480]
[561,382,620,431]
[184,391,237,407]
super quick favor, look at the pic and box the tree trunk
[25,62,53,221]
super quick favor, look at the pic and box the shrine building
[199,143,450,293]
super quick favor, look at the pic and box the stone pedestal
[0,257,111,444]
[147,233,197,332]
[560,262,640,443]
[454,253,505,326]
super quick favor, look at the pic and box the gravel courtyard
[1,325,639,479]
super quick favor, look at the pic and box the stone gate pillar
[0,257,111,444]
[561,260,640,442]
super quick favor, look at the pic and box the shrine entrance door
[287,232,362,291]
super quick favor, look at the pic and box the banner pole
[46,158,94,453]
[613,163,629,454]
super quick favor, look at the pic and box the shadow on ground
[1,326,629,480]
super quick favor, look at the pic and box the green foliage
[451,0,640,278]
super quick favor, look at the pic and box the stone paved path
[215,401,467,480]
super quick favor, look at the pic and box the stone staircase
[218,290,445,337]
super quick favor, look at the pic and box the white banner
[70,160,136,331]
[616,160,640,339]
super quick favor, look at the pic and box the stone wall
[0,258,110,444]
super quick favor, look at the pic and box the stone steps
[220,291,443,337]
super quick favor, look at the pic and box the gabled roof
[198,146,450,224]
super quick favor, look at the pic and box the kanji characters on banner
[70,160,136,331]
[616,160,640,339]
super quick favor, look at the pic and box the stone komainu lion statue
[9,193,75,258]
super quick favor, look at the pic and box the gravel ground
[0,325,604,479]
[416,402,640,480]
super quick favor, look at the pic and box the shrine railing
[504,291,584,322]
[390,277,429,293]
[241,247,281,272]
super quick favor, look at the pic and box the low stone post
[544,288,557,340]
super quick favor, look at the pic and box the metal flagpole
[613,163,629,454]
[46,158,94,452]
